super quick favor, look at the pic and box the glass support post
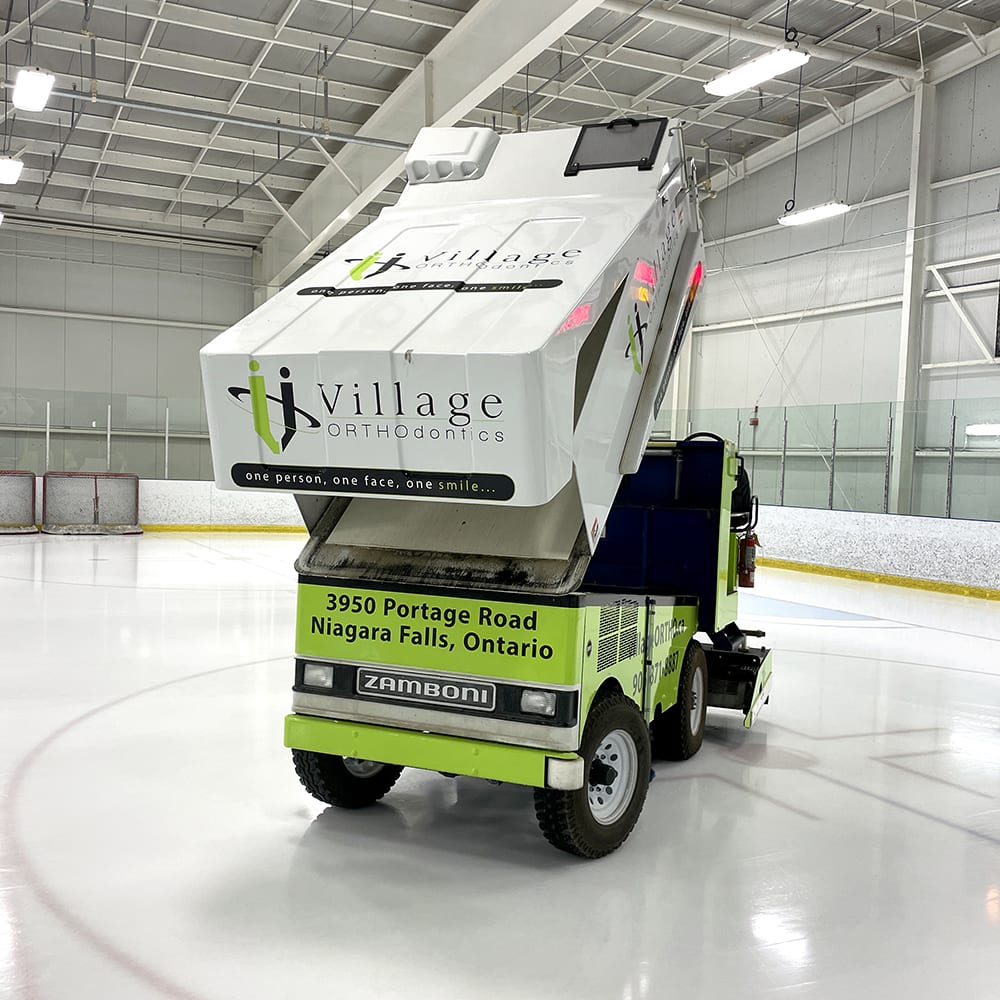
[884,403,895,515]
[828,405,838,510]
[945,407,957,519]
[779,408,788,506]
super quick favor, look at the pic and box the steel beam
[26,87,363,158]
[0,195,271,241]
[598,0,922,78]
[692,283,999,335]
[711,24,1000,193]
[164,0,307,217]
[62,0,441,66]
[693,295,905,334]
[0,0,59,44]
[23,22,816,137]
[889,82,936,515]
[559,31,854,109]
[256,0,607,297]
[821,0,993,38]
[80,0,168,208]
[927,265,996,361]
[26,26,401,110]
[27,86,407,151]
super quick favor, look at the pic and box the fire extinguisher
[738,530,760,588]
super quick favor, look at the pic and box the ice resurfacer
[202,118,772,858]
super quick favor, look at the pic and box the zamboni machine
[202,118,772,858]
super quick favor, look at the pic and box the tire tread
[292,749,403,808]
[534,692,650,859]
[652,642,707,761]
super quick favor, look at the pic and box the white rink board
[132,485,1000,589]
[758,504,1000,590]
[138,479,300,527]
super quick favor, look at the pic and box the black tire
[652,641,708,760]
[292,749,403,809]
[533,692,651,859]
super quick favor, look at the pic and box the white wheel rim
[690,665,705,735]
[343,757,384,778]
[588,729,638,826]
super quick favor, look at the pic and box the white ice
[1,532,998,999]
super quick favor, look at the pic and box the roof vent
[404,126,499,185]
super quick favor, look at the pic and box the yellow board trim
[758,556,1000,603]
[141,523,306,533]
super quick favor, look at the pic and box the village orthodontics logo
[347,252,410,280]
[228,361,321,454]
[345,246,583,278]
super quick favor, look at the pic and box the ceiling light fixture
[0,156,24,184]
[778,200,851,226]
[12,67,56,112]
[965,423,1000,437]
[0,211,5,227]
[704,47,810,97]
[774,25,853,230]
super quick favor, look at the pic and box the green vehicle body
[285,439,772,791]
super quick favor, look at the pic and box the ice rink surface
[1,531,999,1000]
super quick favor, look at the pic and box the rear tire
[534,692,650,859]
[652,641,708,760]
[292,749,403,808]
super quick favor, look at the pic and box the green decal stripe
[350,253,380,280]
[627,316,642,374]
[284,714,575,787]
[296,584,583,684]
[249,372,280,454]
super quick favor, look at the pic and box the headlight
[520,689,557,717]
[303,663,334,688]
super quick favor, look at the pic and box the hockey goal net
[42,472,142,535]
[0,470,38,534]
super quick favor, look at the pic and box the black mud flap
[703,644,773,729]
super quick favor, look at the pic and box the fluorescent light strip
[0,157,25,184]
[777,200,851,226]
[965,423,1000,437]
[704,47,810,98]
[12,68,56,112]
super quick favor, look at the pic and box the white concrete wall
[689,52,1000,411]
[758,504,1000,590]
[137,480,301,527]
[675,52,1000,522]
[691,99,913,410]
[0,226,253,481]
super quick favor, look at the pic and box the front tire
[292,749,403,809]
[652,641,708,760]
[534,692,651,859]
